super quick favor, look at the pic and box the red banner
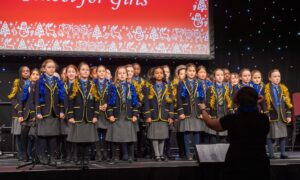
[0,0,210,55]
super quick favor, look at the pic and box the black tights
[76,143,91,162]
[38,136,57,159]
[20,125,31,159]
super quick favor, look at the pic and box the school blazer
[94,79,110,119]
[206,84,233,118]
[67,80,100,123]
[106,83,139,120]
[177,80,203,118]
[62,82,75,119]
[9,79,23,119]
[144,82,174,122]
[17,83,36,120]
[35,77,64,118]
[262,84,292,122]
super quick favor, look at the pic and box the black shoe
[96,157,103,162]
[122,155,129,161]
[96,152,103,162]
[49,157,57,166]
[128,157,133,163]
[76,160,82,165]
[108,159,117,165]
[39,156,48,164]
[160,156,168,162]
[83,159,89,165]
[154,156,161,162]
[23,155,29,162]
[280,154,288,159]
[65,155,71,163]
[187,155,193,161]
[268,154,276,159]
[179,155,186,160]
[18,161,28,166]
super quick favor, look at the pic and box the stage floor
[0,152,300,172]
[0,153,300,180]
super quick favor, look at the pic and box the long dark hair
[149,66,167,84]
[19,66,30,85]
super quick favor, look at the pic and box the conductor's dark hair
[234,87,258,106]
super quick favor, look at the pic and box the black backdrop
[0,0,299,127]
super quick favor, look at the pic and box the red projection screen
[0,0,214,59]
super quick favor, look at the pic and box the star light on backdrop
[211,0,298,74]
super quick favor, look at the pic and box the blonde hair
[41,59,57,69]
[114,66,127,86]
[268,69,280,78]
[251,69,262,76]
[239,68,251,77]
[96,65,106,72]
[197,65,207,73]
[213,68,224,77]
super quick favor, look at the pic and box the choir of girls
[8,59,293,165]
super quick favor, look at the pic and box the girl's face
[224,69,231,82]
[214,70,224,83]
[66,67,77,81]
[133,64,141,77]
[21,67,30,79]
[154,68,164,81]
[44,62,56,76]
[163,67,170,80]
[118,68,127,81]
[30,71,40,82]
[79,65,90,79]
[240,70,251,84]
[97,66,106,80]
[252,72,262,84]
[230,75,239,86]
[269,71,281,85]
[126,67,134,79]
[91,68,97,79]
[178,69,186,81]
[197,68,207,80]
[106,69,112,80]
[187,66,196,79]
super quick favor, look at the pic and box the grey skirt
[21,120,37,136]
[97,112,109,129]
[173,120,180,132]
[147,121,169,140]
[105,110,137,143]
[29,126,37,136]
[205,126,228,136]
[179,116,203,132]
[179,108,204,132]
[11,118,22,135]
[135,119,140,132]
[37,116,60,136]
[67,122,99,143]
[60,119,70,135]
[268,120,287,139]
